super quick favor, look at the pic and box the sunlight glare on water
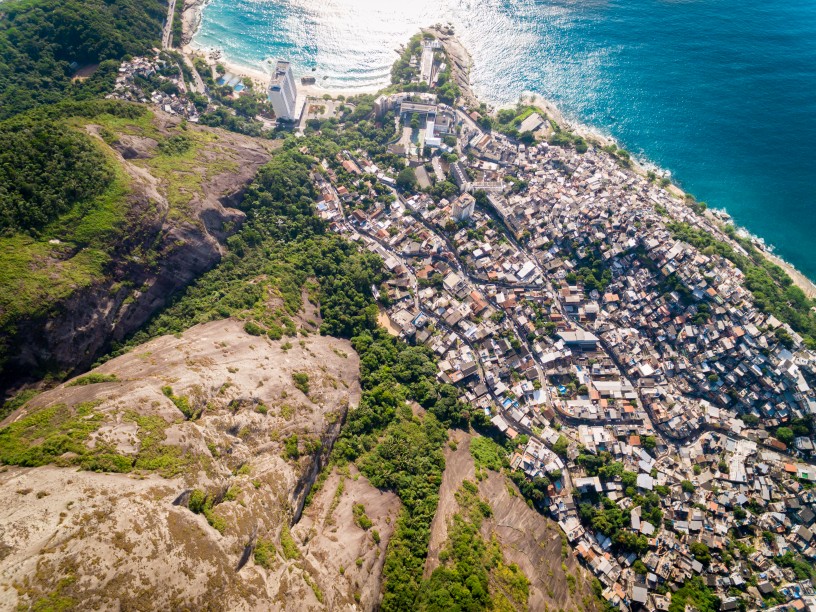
[193,0,816,279]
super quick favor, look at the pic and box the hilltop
[0,104,276,388]
[0,319,365,610]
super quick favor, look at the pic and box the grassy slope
[88,112,240,218]
[0,134,131,330]
[0,109,244,368]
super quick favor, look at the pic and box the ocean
[192,0,816,281]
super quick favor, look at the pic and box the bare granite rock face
[423,431,602,612]
[2,114,275,390]
[0,319,379,611]
[292,465,401,610]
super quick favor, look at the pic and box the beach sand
[762,251,816,299]
[183,45,379,98]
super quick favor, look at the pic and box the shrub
[254,538,276,569]
[161,386,196,419]
[157,134,193,155]
[284,435,299,460]
[292,372,310,395]
[280,524,300,560]
[353,503,373,530]
[244,321,264,336]
[188,489,206,514]
[67,373,118,386]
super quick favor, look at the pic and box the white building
[451,193,476,222]
[268,61,297,121]
[420,39,441,85]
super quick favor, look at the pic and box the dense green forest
[0,122,114,234]
[0,101,147,378]
[0,0,166,119]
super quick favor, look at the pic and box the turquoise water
[194,0,816,280]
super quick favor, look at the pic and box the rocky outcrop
[2,113,275,391]
[181,0,208,46]
[477,471,601,611]
[291,466,401,610]
[424,431,602,611]
[0,319,363,610]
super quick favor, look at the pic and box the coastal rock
[181,0,208,46]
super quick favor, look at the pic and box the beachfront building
[268,60,297,121]
[420,38,441,85]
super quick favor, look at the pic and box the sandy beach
[183,44,380,99]
[761,250,816,299]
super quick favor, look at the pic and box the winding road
[162,0,177,50]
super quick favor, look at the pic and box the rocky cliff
[1,112,275,390]
[425,432,602,611]
[0,319,380,611]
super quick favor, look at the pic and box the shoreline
[180,9,816,298]
[756,246,816,299]
[182,45,381,99]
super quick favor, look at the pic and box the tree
[519,131,536,145]
[739,413,759,427]
[0,122,115,233]
[396,167,417,192]
[574,137,588,154]
[233,95,259,118]
[552,435,569,458]
[689,541,711,565]
[775,426,794,446]
[669,576,720,612]
[681,480,695,494]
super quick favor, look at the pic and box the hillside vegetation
[0,102,273,385]
[0,121,114,233]
[0,0,166,119]
[103,136,543,610]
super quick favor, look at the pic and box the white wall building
[268,61,297,121]
[451,193,476,222]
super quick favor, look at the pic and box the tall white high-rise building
[451,193,476,222]
[268,60,297,121]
